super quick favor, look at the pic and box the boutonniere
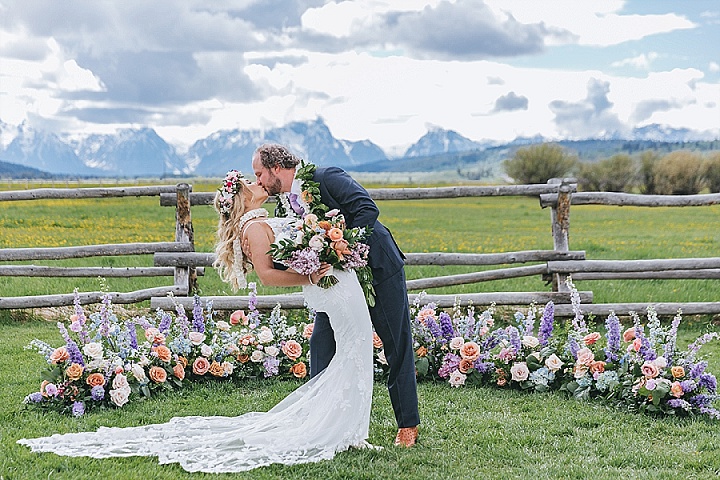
[275,161,329,219]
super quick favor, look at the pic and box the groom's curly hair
[254,144,301,169]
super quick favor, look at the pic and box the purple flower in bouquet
[263,356,280,378]
[24,392,43,404]
[663,313,681,366]
[685,333,720,365]
[158,311,172,334]
[175,304,190,337]
[480,329,504,353]
[689,394,714,408]
[343,243,369,269]
[126,320,138,350]
[287,248,321,276]
[698,373,717,393]
[690,361,707,380]
[633,322,656,361]
[604,312,621,363]
[425,316,443,340]
[72,401,85,417]
[91,385,105,401]
[438,353,461,379]
[699,406,720,420]
[538,302,554,347]
[439,312,454,340]
[45,383,58,397]
[192,295,205,333]
[57,322,85,366]
[473,360,494,374]
[668,398,692,410]
[681,379,697,393]
[98,293,112,337]
[507,326,521,354]
[566,336,579,359]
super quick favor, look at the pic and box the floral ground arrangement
[24,279,719,420]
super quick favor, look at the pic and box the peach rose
[372,332,383,349]
[290,362,307,379]
[459,341,480,361]
[154,345,172,363]
[173,363,186,380]
[497,376,508,387]
[583,332,602,346]
[149,366,167,383]
[671,366,685,379]
[230,309,248,325]
[193,357,210,375]
[237,354,250,364]
[40,380,50,397]
[458,358,475,374]
[576,347,594,366]
[282,340,303,361]
[50,347,70,364]
[177,356,188,368]
[574,364,589,379]
[209,361,224,377]
[589,360,606,374]
[86,372,106,387]
[670,381,684,398]
[417,307,436,325]
[66,363,84,381]
[623,327,636,342]
[318,220,332,231]
[327,227,344,241]
[416,346,428,358]
[303,323,314,339]
[641,361,660,378]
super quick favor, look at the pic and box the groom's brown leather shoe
[394,426,418,447]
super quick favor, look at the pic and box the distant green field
[1,181,719,306]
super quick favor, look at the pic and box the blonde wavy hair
[213,181,253,290]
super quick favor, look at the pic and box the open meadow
[1,181,720,479]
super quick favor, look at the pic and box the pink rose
[303,323,314,339]
[670,381,684,398]
[193,357,210,375]
[230,310,248,325]
[576,347,594,366]
[510,362,529,381]
[282,340,303,361]
[623,327,636,342]
[188,332,206,346]
[449,337,465,350]
[583,332,601,346]
[459,341,480,361]
[641,361,659,378]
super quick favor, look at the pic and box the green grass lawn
[1,183,720,478]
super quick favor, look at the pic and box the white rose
[83,342,104,359]
[376,350,388,365]
[112,372,129,390]
[653,356,667,369]
[449,337,465,350]
[188,332,206,346]
[448,370,467,388]
[131,364,148,384]
[510,362,530,381]
[200,344,214,357]
[521,336,540,349]
[257,327,274,344]
[545,354,564,372]
[265,346,279,357]
[222,361,234,375]
[308,234,325,251]
[109,386,131,407]
[216,321,230,332]
[250,349,265,363]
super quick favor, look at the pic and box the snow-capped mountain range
[0,117,716,177]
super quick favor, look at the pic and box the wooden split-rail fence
[1,180,720,317]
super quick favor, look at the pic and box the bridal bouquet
[268,209,376,306]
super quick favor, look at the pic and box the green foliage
[703,152,720,193]
[578,154,638,192]
[638,150,662,194]
[654,150,705,195]
[503,143,578,184]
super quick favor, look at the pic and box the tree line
[503,143,720,194]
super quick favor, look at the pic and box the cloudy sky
[1,0,718,153]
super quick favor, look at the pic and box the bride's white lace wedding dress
[18,219,374,473]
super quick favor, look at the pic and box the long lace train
[18,269,374,473]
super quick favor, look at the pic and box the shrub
[503,143,578,184]
[703,152,720,193]
[653,151,705,195]
[578,154,637,192]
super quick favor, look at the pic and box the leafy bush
[503,143,578,184]
[578,154,637,192]
[638,150,661,194]
[703,152,720,193]
[653,151,705,195]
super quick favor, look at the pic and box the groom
[252,144,420,447]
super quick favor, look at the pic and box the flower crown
[217,169,246,216]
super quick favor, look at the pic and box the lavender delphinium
[263,356,280,378]
[438,353,461,378]
[98,293,113,338]
[192,295,205,333]
[565,277,587,334]
[158,310,172,334]
[126,320,138,350]
[72,289,89,344]
[604,312,621,363]
[538,301,554,347]
[663,312,682,367]
[507,326,521,354]
[57,322,84,366]
[439,312,454,341]
[425,316,444,342]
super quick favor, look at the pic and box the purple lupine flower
[175,304,190,337]
[134,315,152,330]
[72,401,85,417]
[98,293,112,337]
[663,313,682,367]
[263,356,280,378]
[680,379,697,393]
[24,392,44,403]
[538,302,554,347]
[438,353,461,379]
[667,398,691,410]
[685,333,720,365]
[566,277,587,334]
[698,373,717,393]
[439,312,454,340]
[633,323,656,361]
[58,323,85,366]
[690,361,708,379]
[287,248,321,275]
[248,283,258,311]
[699,406,720,420]
[604,312,621,363]
[480,329,504,353]
[191,295,205,333]
[72,289,90,344]
[566,336,579,359]
[158,311,172,334]
[473,360,494,373]
[689,394,713,408]
[426,316,443,340]
[523,309,535,337]
[507,326,521,353]
[126,321,138,350]
[91,385,105,401]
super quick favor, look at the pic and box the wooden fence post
[548,178,573,292]
[175,183,197,294]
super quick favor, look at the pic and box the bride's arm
[243,222,325,287]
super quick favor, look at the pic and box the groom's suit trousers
[307,166,420,429]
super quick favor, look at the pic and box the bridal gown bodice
[18,217,375,473]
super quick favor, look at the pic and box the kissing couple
[18,144,420,473]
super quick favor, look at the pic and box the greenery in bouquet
[23,284,312,416]
[268,208,375,306]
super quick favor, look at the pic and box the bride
[17,172,376,473]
